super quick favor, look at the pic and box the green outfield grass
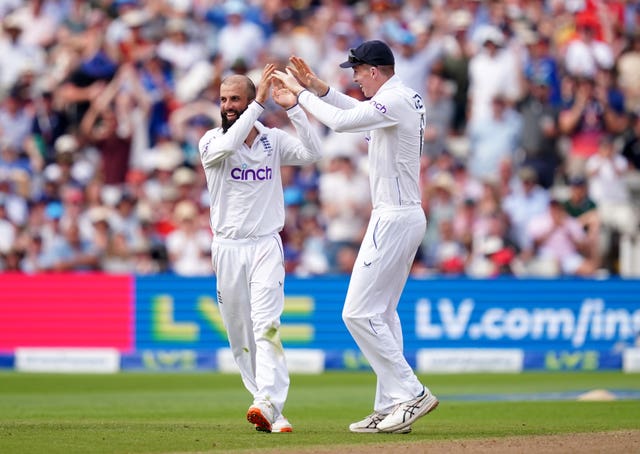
[0,371,639,453]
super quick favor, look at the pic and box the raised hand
[271,79,297,109]
[289,56,329,96]
[272,68,305,96]
[256,63,276,104]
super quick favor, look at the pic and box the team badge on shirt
[259,136,273,156]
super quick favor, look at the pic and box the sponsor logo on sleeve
[370,100,387,114]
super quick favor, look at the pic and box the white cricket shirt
[199,101,321,239]
[298,75,425,209]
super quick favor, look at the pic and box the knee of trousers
[254,322,283,343]
[342,313,372,331]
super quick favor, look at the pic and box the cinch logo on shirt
[231,164,273,181]
[370,100,387,114]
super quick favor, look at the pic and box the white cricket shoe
[247,401,275,433]
[349,412,411,434]
[376,387,439,433]
[256,414,292,433]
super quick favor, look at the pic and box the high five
[274,40,438,434]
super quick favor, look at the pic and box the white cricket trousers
[211,233,289,417]
[342,206,427,414]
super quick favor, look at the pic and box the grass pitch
[0,371,639,453]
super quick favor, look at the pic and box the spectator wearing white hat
[9,0,60,49]
[468,25,521,125]
[157,18,208,85]
[216,0,265,68]
[0,14,46,94]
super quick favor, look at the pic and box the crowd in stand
[0,0,639,278]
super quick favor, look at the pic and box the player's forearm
[321,86,359,109]
[200,101,263,168]
[298,90,390,133]
[286,105,322,162]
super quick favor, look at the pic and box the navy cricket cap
[339,40,395,68]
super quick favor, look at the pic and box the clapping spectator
[80,65,146,186]
[559,74,626,178]
[525,199,597,277]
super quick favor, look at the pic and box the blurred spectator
[165,199,212,276]
[41,220,101,272]
[617,32,640,113]
[524,33,562,107]
[525,198,597,277]
[335,243,359,275]
[502,166,550,252]
[621,111,640,171]
[559,74,626,178]
[0,87,34,152]
[110,192,145,250]
[517,74,561,189]
[452,197,478,253]
[0,195,16,255]
[467,232,517,278]
[585,135,639,238]
[317,23,357,93]
[318,153,370,272]
[25,90,71,168]
[294,205,329,276]
[0,13,46,95]
[216,0,265,68]
[19,233,45,273]
[10,0,59,49]
[432,218,467,275]
[439,8,474,134]
[467,94,522,182]
[157,18,207,79]
[80,66,140,186]
[170,106,218,167]
[563,175,601,266]
[267,8,320,69]
[136,54,176,145]
[0,174,27,226]
[391,24,444,95]
[468,26,520,125]
[423,70,454,158]
[422,171,457,268]
[564,13,614,79]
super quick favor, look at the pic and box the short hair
[376,65,395,77]
[220,74,256,101]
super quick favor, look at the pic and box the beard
[221,107,245,133]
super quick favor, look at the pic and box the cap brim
[339,60,358,68]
